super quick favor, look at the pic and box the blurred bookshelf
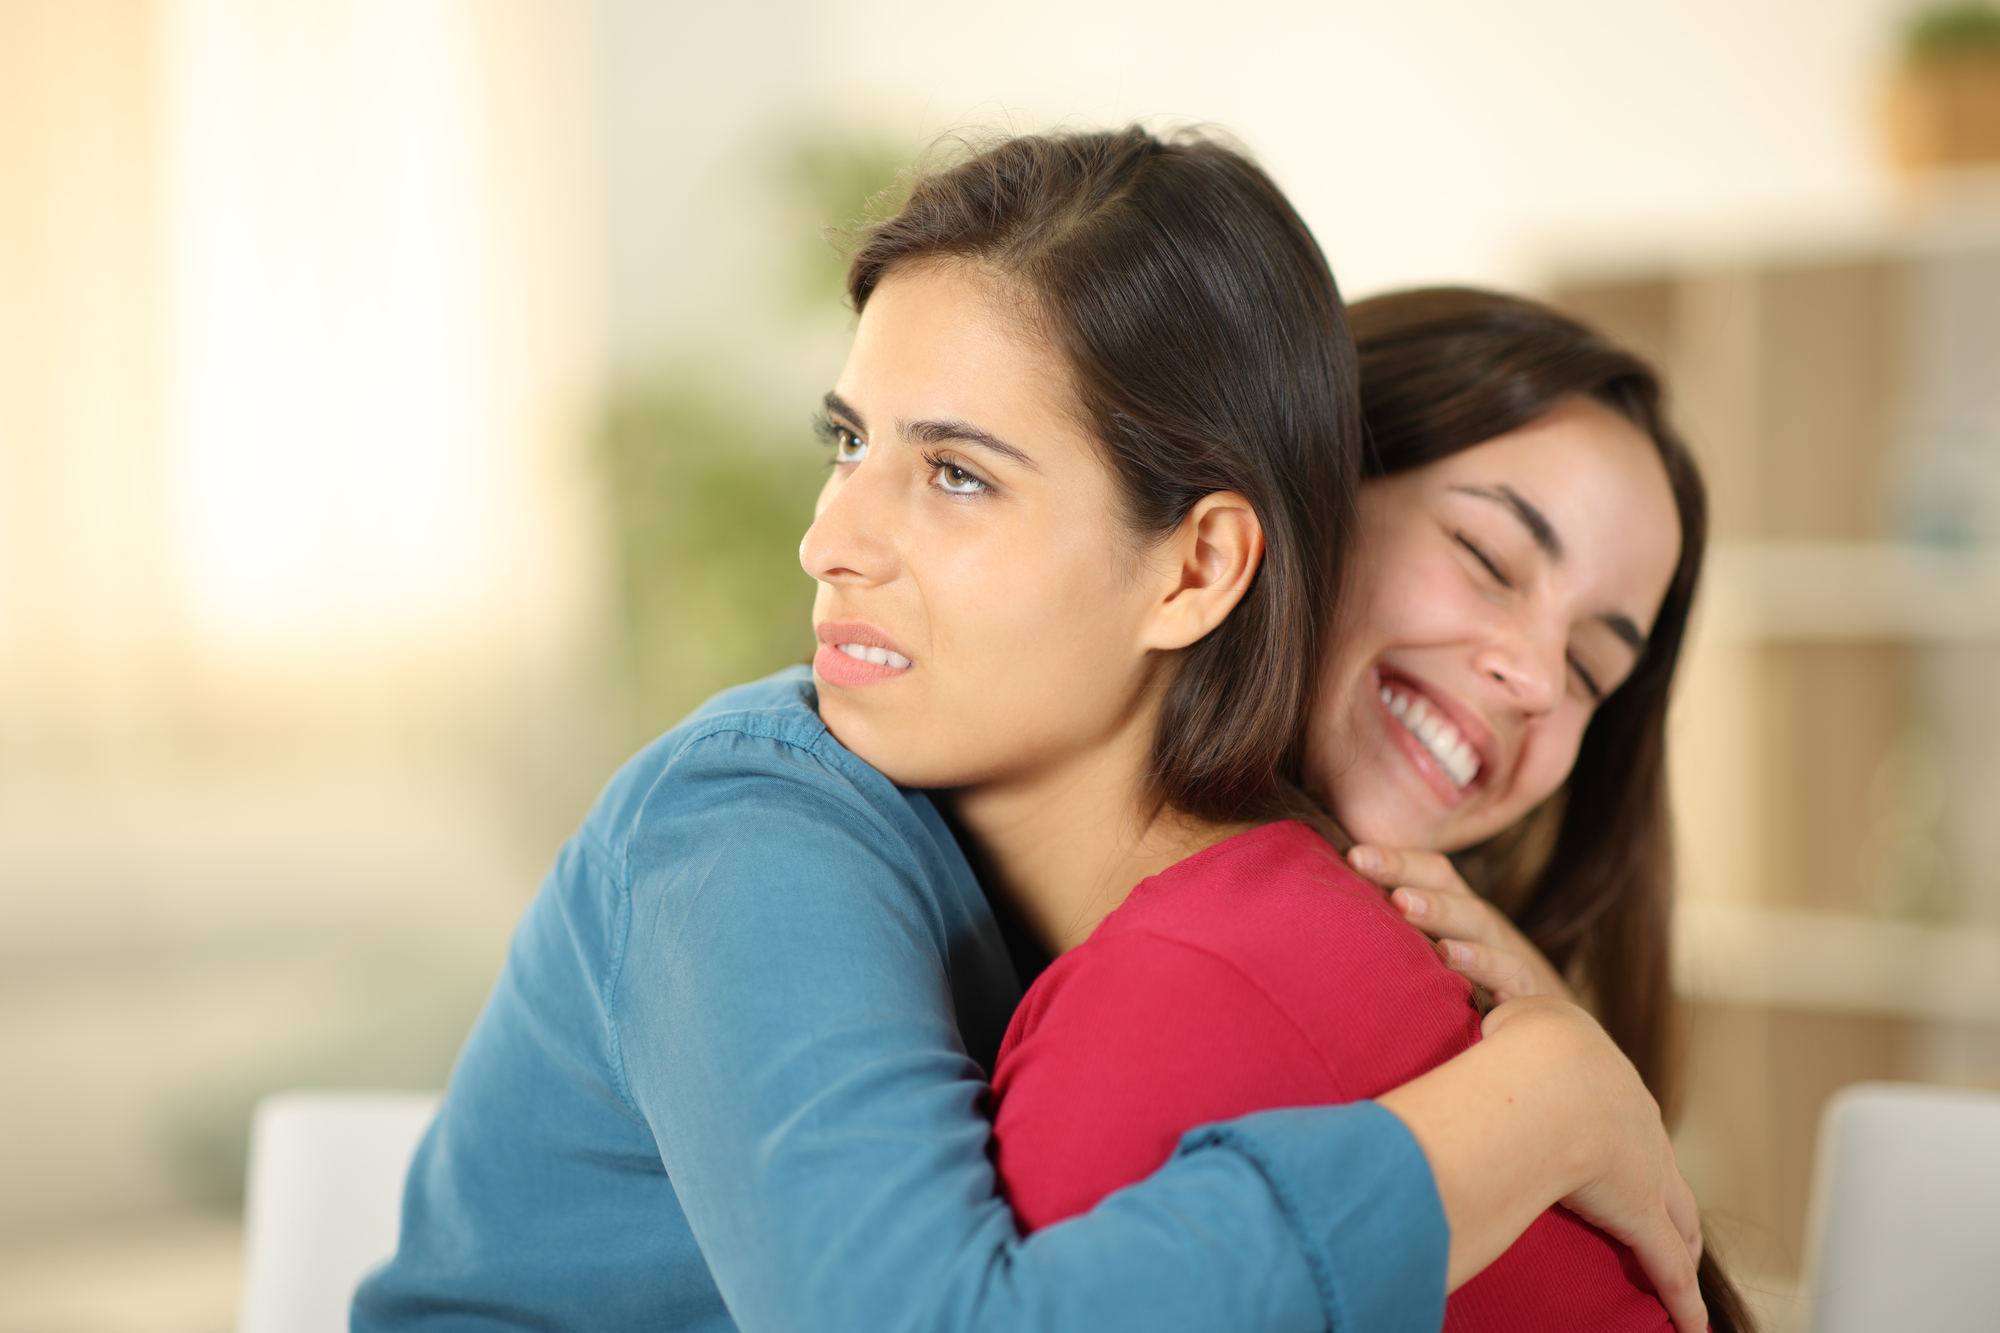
[1677,899,2000,1024]
[1555,213,2000,1303]
[1704,540,2000,642]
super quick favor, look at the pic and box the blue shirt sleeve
[609,720,1447,1333]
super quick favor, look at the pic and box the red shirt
[990,821,1671,1332]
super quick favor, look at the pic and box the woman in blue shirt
[356,126,1704,1333]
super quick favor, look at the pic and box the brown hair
[1351,287,1753,1332]
[849,127,1358,829]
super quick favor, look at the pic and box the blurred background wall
[3,2,1994,1331]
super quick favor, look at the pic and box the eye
[925,453,989,495]
[1567,653,1605,702]
[1454,531,1511,588]
[814,410,867,465]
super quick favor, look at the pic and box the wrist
[1477,992,1575,1039]
[1478,997,1609,1197]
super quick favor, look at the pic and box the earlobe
[1142,491,1264,651]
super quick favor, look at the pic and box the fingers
[1356,845,1581,1004]
[1390,884,1497,947]
[1662,1146,1703,1267]
[1559,1159,1706,1333]
[1628,1213,1707,1333]
[1512,1002,1703,1329]
[1420,932,1546,1003]
[1388,885,1580,1004]
[1589,1136,1706,1333]
[1626,1138,1705,1333]
[1390,889,1558,1001]
[1347,844,1466,897]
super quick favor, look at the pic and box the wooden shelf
[1675,899,2000,1024]
[1701,541,2000,643]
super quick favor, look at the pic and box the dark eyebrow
[1451,484,1561,559]
[1451,481,1649,655]
[823,392,1039,473]
[905,417,1041,472]
[1601,613,1646,655]
[823,391,866,432]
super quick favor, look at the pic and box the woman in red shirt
[987,291,1753,1331]
[1324,290,1701,1111]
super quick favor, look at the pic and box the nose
[1470,619,1565,716]
[799,455,897,588]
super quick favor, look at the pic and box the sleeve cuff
[1175,1102,1448,1333]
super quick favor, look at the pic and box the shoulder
[509,668,912,958]
[581,668,909,863]
[1006,823,1404,1064]
[1101,822,1414,963]
[589,669,842,823]
[553,669,975,940]
[1089,821,1482,1087]
[1007,926,1305,1054]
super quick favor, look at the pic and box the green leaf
[1906,3,2000,58]
[597,379,825,736]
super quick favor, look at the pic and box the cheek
[1507,710,1592,812]
[910,524,1048,664]
[914,512,1142,684]
[1355,544,1478,644]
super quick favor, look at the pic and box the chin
[1333,789,1446,854]
[818,697,900,775]
[824,714,968,790]
[1341,783,1521,857]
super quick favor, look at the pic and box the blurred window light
[162,0,502,658]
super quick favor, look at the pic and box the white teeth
[1380,683,1482,789]
[837,642,911,669]
[1447,741,1478,785]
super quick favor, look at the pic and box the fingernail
[1396,889,1427,917]
[1350,846,1382,873]
[1445,940,1473,965]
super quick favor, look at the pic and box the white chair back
[237,1090,441,1333]
[1804,1080,2000,1333]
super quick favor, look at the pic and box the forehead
[842,264,1062,404]
[837,264,1120,499]
[1421,397,1681,608]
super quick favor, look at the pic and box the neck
[946,704,1244,955]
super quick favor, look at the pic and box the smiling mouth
[1379,682,1482,789]
[835,642,911,670]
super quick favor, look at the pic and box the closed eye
[1455,532,1511,588]
[1568,654,1604,701]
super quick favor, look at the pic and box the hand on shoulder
[1347,845,1576,1005]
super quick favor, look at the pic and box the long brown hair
[849,127,1358,829]
[1352,287,1753,1333]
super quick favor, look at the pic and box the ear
[1140,490,1264,652]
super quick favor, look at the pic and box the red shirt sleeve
[990,930,1347,1231]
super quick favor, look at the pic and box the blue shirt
[353,669,1447,1333]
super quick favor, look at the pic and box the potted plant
[1887,4,2000,169]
